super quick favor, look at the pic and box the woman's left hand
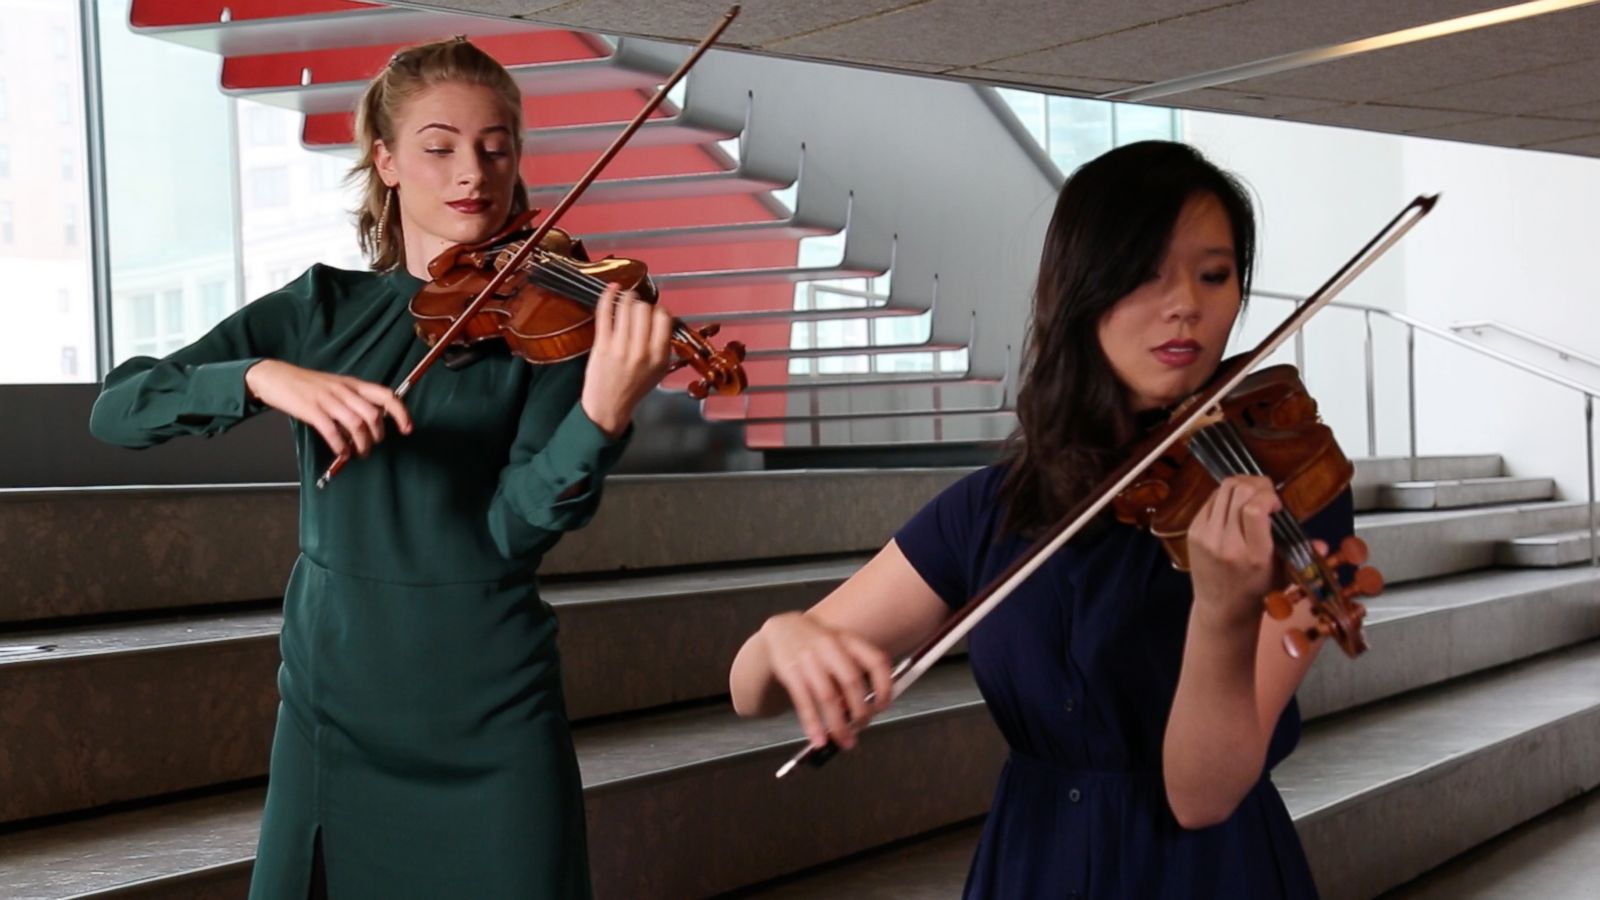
[580,284,675,438]
[1185,475,1282,627]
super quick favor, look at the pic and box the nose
[1162,279,1201,324]
[456,154,484,188]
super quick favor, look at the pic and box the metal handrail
[1254,286,1593,563]
[1253,289,1599,565]
[1451,319,1600,372]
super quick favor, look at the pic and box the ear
[373,139,399,188]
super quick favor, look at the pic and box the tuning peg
[1344,566,1384,600]
[1337,535,1369,566]
[1264,586,1302,620]
[1282,625,1323,659]
[1321,535,1370,570]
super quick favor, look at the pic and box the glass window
[0,3,94,384]
[60,147,72,180]
[1047,96,1113,174]
[100,1,360,367]
[996,87,1046,147]
[129,293,155,338]
[249,167,290,208]
[0,144,9,177]
[199,279,230,323]
[246,105,283,146]
[1115,103,1177,145]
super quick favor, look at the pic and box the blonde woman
[91,39,669,898]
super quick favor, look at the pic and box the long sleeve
[89,268,315,448]
[485,356,631,559]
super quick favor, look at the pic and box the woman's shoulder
[938,463,1012,511]
[297,262,390,296]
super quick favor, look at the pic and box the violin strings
[1212,421,1336,595]
[479,240,727,372]
[536,255,702,351]
[1204,426,1317,562]
[1198,424,1318,570]
[1204,422,1348,613]
[1217,422,1326,556]
[1190,428,1350,635]
[1188,429,1312,571]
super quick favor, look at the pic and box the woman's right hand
[244,359,413,458]
[758,611,895,750]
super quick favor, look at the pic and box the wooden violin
[317,6,742,489]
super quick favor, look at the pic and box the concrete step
[1283,640,1600,900]
[740,822,984,899]
[1383,786,1600,899]
[1356,499,1600,584]
[0,555,868,823]
[0,610,281,825]
[5,458,1507,624]
[0,664,1006,900]
[0,484,299,624]
[0,788,262,900]
[1298,566,1600,719]
[1497,529,1600,568]
[1377,476,1555,511]
[1349,455,1503,512]
[1,469,967,622]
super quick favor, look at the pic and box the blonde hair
[351,37,530,272]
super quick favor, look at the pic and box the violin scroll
[1263,534,1382,659]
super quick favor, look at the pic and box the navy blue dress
[895,466,1353,898]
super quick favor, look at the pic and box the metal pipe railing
[1254,289,1600,565]
[1453,319,1600,372]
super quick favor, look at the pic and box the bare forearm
[729,621,791,717]
[1163,598,1267,828]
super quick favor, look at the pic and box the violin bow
[318,5,742,489]
[776,194,1438,778]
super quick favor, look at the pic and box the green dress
[90,265,628,898]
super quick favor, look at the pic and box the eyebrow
[415,123,513,136]
[1200,247,1234,259]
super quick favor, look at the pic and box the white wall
[1186,109,1600,501]
[1400,137,1600,499]
[1184,111,1415,465]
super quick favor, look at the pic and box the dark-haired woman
[729,140,1349,898]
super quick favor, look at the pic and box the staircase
[3,453,1600,898]
[121,0,1046,456]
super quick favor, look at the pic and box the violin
[317,6,742,489]
[776,194,1439,778]
[410,210,746,399]
[1113,362,1382,659]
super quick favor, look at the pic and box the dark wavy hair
[997,140,1256,537]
